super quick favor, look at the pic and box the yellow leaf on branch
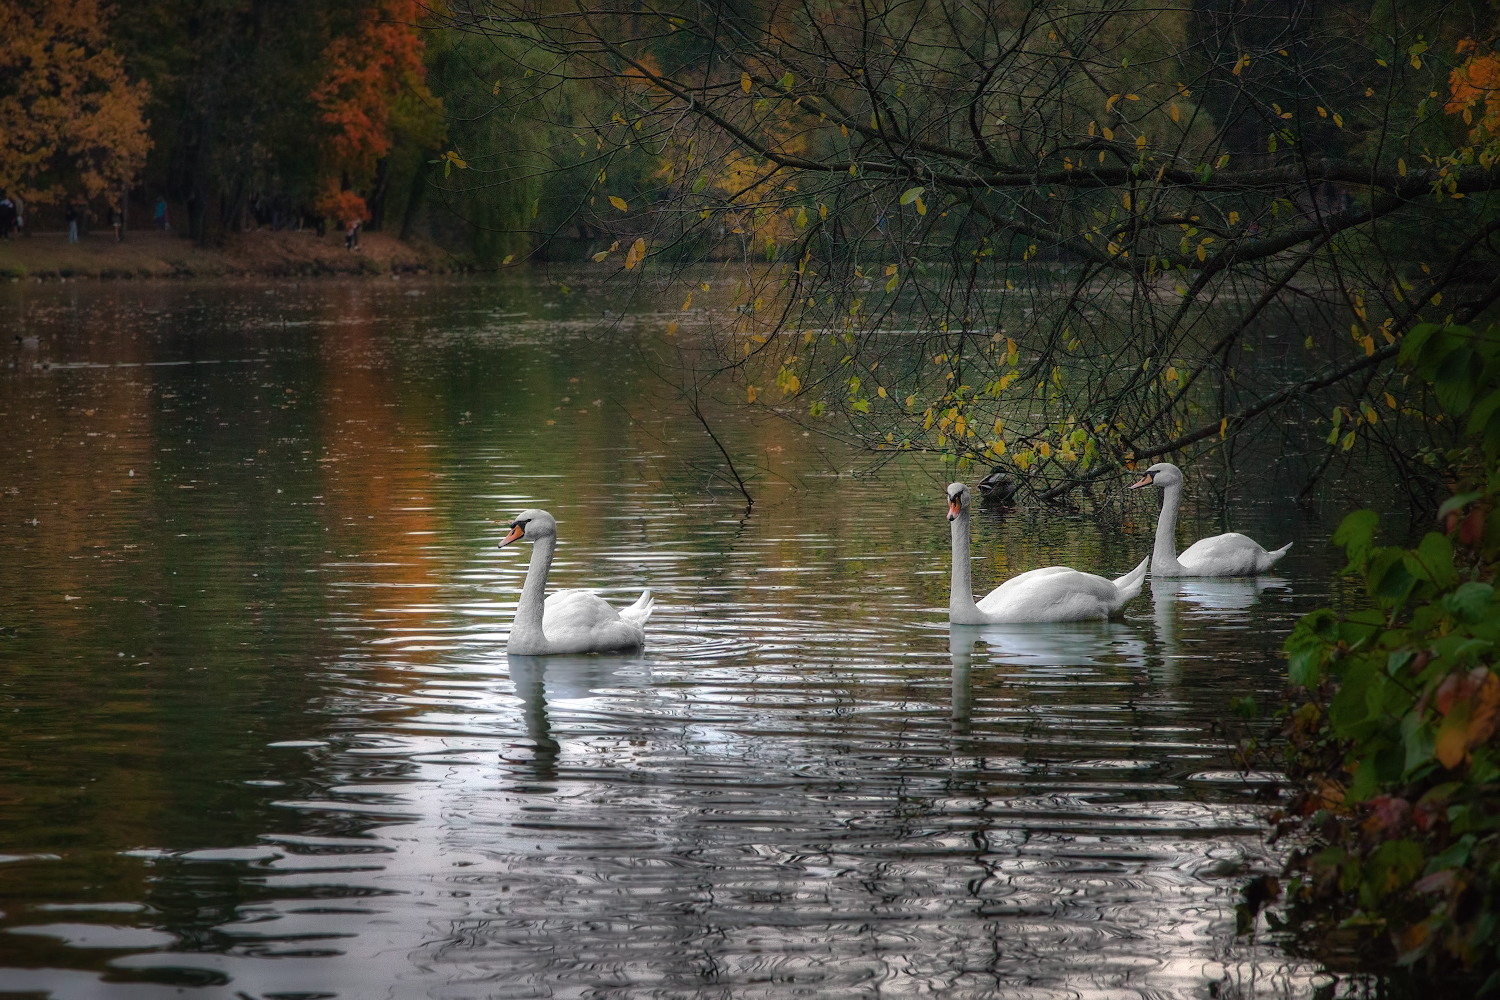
[624,237,646,270]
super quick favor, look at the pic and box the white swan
[1127,462,1291,577]
[946,482,1149,623]
[498,509,654,654]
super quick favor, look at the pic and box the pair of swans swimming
[497,461,1292,652]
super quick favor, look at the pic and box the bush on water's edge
[1244,322,1500,993]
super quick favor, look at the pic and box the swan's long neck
[512,536,555,649]
[949,509,983,624]
[1153,483,1184,574]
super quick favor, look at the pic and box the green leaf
[900,186,925,206]
[1414,325,1469,382]
[1363,839,1423,905]
[1434,346,1478,414]
[1424,834,1475,875]
[1370,549,1416,603]
[1408,532,1457,589]
[1333,509,1379,569]
[1469,389,1500,434]
[1402,710,1436,773]
[1285,608,1337,687]
[1445,582,1495,622]
[1399,322,1444,365]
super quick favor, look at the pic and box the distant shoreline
[0,228,461,281]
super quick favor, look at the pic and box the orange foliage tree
[0,0,151,206]
[1448,37,1500,162]
[310,0,444,225]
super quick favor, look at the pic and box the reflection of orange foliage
[311,0,442,218]
[1447,48,1500,138]
[317,296,444,671]
[0,0,151,205]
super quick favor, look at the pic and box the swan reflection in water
[1150,576,1289,681]
[947,620,1147,730]
[505,653,646,781]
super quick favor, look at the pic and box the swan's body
[1129,463,1290,577]
[946,483,1148,623]
[499,509,654,655]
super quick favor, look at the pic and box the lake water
[1,277,1377,998]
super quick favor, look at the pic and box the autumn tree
[459,0,1500,503]
[0,0,150,207]
[311,0,446,228]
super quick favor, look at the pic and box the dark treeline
[0,0,561,262]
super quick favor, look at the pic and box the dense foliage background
[0,0,541,261]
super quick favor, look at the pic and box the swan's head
[498,508,556,547]
[1127,462,1183,491]
[946,482,972,521]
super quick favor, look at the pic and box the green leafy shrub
[1268,322,1500,983]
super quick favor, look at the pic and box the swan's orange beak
[948,498,962,521]
[498,523,525,548]
[1127,474,1153,490]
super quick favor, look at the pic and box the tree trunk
[367,157,390,232]
[398,163,430,242]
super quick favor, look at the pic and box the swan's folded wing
[542,590,622,632]
[976,567,1118,620]
[1177,533,1266,576]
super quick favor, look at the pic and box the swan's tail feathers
[1111,556,1151,610]
[620,589,655,627]
[1261,542,1293,571]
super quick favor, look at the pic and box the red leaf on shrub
[1468,671,1500,749]
[1365,795,1410,833]
[1413,869,1456,894]
[1459,507,1486,546]
[1435,669,1486,715]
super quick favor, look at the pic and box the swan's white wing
[544,588,615,624]
[541,590,645,653]
[1177,532,1275,577]
[976,567,1119,622]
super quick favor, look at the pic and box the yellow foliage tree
[0,0,151,205]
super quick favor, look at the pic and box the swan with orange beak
[1128,463,1290,576]
[946,483,1148,623]
[498,509,654,655]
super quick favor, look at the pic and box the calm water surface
[1,278,1373,998]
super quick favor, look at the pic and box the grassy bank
[0,228,456,281]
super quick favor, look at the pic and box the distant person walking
[109,203,122,242]
[0,193,15,240]
[345,219,360,250]
[155,196,168,231]
[65,203,79,242]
